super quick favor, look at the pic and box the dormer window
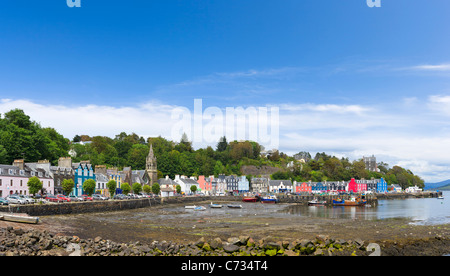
[31,171,35,176]
[9,169,14,175]
[20,170,24,176]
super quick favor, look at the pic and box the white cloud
[411,64,450,71]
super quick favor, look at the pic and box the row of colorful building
[0,145,410,198]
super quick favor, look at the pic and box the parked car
[20,195,36,204]
[45,194,62,203]
[57,194,71,202]
[69,195,84,201]
[7,195,27,204]
[113,194,128,200]
[81,194,93,201]
[92,194,108,200]
[0,197,9,205]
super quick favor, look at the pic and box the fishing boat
[209,202,223,208]
[227,204,242,209]
[308,199,327,206]
[194,206,206,211]
[242,196,258,203]
[260,195,278,204]
[332,196,367,206]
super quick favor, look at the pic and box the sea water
[284,191,450,225]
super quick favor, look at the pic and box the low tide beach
[1,192,449,256]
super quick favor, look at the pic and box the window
[20,170,24,176]
[9,169,13,175]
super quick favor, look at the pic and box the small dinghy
[227,204,242,209]
[209,202,223,208]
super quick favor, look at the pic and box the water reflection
[282,191,450,225]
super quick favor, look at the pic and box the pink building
[197,175,213,194]
[0,160,54,197]
[348,178,367,193]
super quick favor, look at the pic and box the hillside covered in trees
[0,109,424,189]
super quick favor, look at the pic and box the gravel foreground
[1,225,449,256]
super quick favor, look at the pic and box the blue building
[72,162,96,196]
[377,177,388,193]
[311,182,327,193]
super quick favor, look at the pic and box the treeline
[0,109,424,189]
[271,152,425,189]
[0,109,70,165]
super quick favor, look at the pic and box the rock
[94,236,103,243]
[239,235,250,245]
[210,238,223,250]
[195,237,206,248]
[223,244,240,253]
[227,237,240,245]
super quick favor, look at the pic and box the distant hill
[424,179,450,190]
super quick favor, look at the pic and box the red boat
[242,196,258,202]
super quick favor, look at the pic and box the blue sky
[1,0,450,181]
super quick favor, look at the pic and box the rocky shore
[1,226,449,256]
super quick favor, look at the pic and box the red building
[296,182,312,194]
[348,178,367,193]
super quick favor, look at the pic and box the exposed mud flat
[1,201,449,255]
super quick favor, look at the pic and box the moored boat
[194,206,206,211]
[185,205,197,209]
[0,213,39,224]
[308,199,327,206]
[209,202,223,208]
[227,204,242,208]
[260,195,278,204]
[332,197,367,206]
[242,197,258,202]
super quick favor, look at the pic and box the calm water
[283,191,450,225]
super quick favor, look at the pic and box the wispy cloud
[410,64,450,71]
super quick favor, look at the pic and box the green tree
[132,182,142,194]
[82,179,96,196]
[143,184,151,194]
[27,176,43,196]
[176,185,181,194]
[190,185,197,194]
[216,136,228,152]
[151,182,160,195]
[62,179,75,196]
[106,180,117,198]
[121,183,131,195]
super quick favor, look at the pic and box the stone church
[145,144,158,185]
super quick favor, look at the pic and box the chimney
[58,157,72,168]
[13,159,24,170]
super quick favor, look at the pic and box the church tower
[146,144,158,185]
